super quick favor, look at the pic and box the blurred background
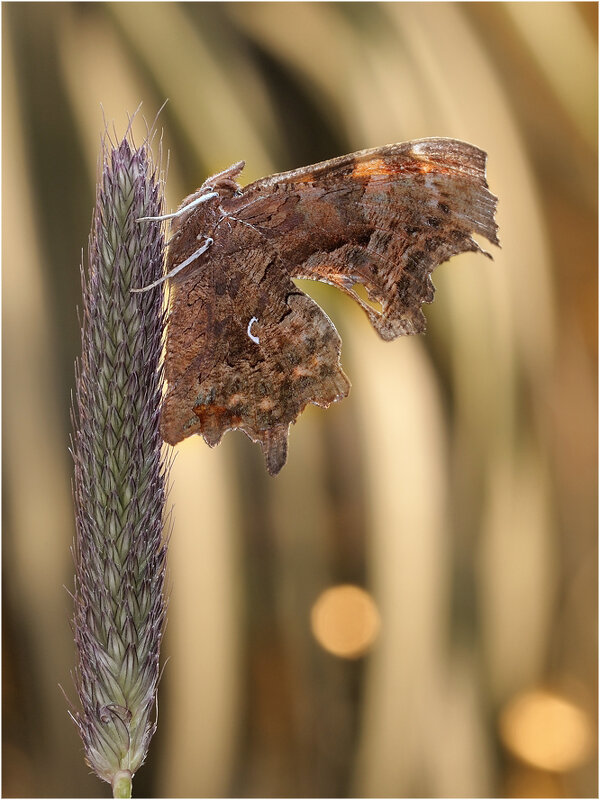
[3,3,597,797]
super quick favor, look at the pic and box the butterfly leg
[137,191,219,222]
[131,237,213,293]
[217,207,263,237]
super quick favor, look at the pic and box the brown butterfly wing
[160,243,350,474]
[225,138,499,339]
[160,139,498,474]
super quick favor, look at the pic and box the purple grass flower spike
[70,128,169,798]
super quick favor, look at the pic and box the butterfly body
[160,139,499,474]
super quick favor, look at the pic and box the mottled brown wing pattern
[226,139,498,338]
[160,245,350,475]
[160,139,498,474]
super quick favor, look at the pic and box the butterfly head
[201,160,246,198]
[168,161,246,238]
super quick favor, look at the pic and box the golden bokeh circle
[310,584,381,659]
[499,689,593,773]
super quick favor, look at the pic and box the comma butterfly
[146,139,498,474]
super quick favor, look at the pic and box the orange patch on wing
[293,172,317,184]
[351,158,391,179]
[194,404,241,427]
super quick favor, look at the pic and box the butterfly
[140,139,498,474]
